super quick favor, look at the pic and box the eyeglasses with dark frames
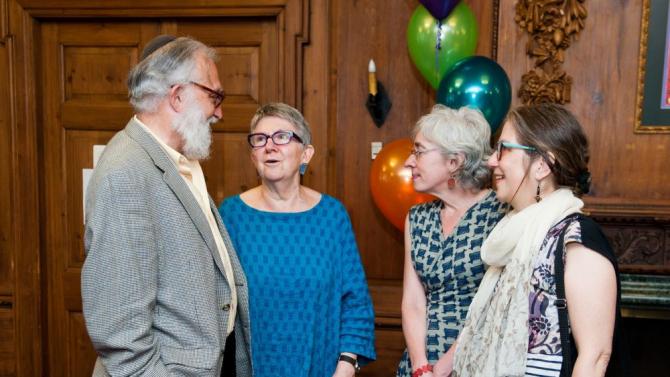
[247,130,304,148]
[189,81,225,108]
[495,141,537,160]
[409,147,439,158]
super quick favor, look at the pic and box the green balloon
[407,3,478,89]
[436,56,512,133]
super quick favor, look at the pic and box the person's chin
[494,189,510,204]
[412,182,429,194]
[260,173,291,183]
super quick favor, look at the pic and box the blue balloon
[436,56,512,133]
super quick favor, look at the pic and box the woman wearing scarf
[451,104,628,377]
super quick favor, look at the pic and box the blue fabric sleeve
[336,203,377,364]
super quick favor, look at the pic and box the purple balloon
[419,0,461,20]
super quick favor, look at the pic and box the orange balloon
[370,138,436,231]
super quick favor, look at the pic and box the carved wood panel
[595,216,670,274]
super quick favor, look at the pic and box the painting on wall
[636,0,670,133]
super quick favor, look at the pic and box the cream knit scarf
[453,188,583,377]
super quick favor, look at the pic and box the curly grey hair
[127,37,217,113]
[412,104,492,190]
[250,102,312,146]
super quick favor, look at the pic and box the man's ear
[168,85,184,112]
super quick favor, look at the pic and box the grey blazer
[81,118,252,376]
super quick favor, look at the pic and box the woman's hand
[432,341,456,377]
[432,361,452,377]
[332,360,356,377]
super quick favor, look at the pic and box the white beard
[171,99,217,160]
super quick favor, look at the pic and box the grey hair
[412,104,492,190]
[127,37,217,113]
[250,102,312,146]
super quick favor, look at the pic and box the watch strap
[338,354,360,373]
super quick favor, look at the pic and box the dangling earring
[299,163,308,176]
[447,175,456,189]
[535,181,542,202]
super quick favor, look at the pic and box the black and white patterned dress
[526,215,626,377]
[396,191,506,376]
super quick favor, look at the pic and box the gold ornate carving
[634,0,670,133]
[515,0,588,104]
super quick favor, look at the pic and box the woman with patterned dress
[397,105,507,377]
[219,103,376,377]
[452,104,629,377]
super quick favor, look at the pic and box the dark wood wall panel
[497,0,670,273]
[7,0,43,375]
[0,9,15,374]
[207,132,260,200]
[0,0,13,297]
[0,300,16,376]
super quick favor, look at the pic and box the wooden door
[41,21,153,377]
[40,18,278,376]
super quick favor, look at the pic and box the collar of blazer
[123,118,231,282]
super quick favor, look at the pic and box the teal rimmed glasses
[495,141,536,160]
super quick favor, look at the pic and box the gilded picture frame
[635,0,670,133]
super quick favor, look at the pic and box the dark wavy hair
[505,103,591,196]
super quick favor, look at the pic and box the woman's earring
[535,182,542,202]
[447,175,456,189]
[299,163,308,176]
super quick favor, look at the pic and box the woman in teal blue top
[219,103,376,377]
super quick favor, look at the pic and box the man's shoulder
[89,130,160,195]
[97,127,153,171]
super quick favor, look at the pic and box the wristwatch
[338,354,360,373]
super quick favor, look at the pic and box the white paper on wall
[82,168,93,223]
[93,145,106,168]
[83,144,107,223]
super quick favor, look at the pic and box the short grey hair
[412,104,492,190]
[127,37,217,113]
[250,103,312,146]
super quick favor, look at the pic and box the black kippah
[140,34,177,60]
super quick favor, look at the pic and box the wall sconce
[365,59,392,127]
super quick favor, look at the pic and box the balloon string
[435,19,442,84]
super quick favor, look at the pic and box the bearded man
[81,35,251,377]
